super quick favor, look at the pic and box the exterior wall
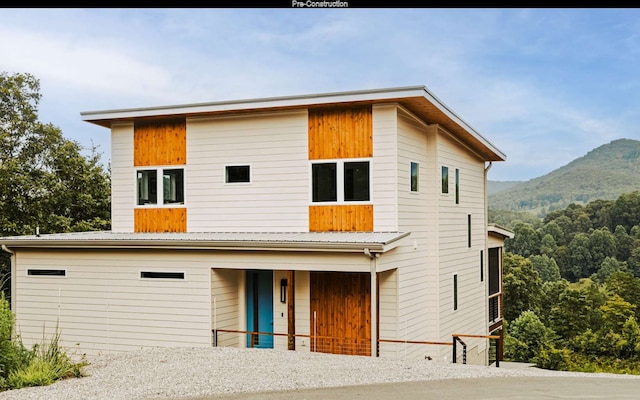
[211,268,242,347]
[15,249,212,356]
[186,111,309,232]
[110,123,135,232]
[13,248,370,356]
[376,108,444,361]
[436,127,488,360]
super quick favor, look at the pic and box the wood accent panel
[309,205,373,232]
[310,272,371,356]
[308,107,372,160]
[134,119,187,166]
[134,208,187,232]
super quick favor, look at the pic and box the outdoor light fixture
[280,278,288,303]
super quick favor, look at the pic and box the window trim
[309,158,372,205]
[225,164,252,184]
[135,166,186,207]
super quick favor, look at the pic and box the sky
[1,8,639,182]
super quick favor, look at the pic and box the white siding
[372,104,399,232]
[436,129,488,357]
[13,249,368,356]
[110,123,134,232]
[15,250,212,356]
[186,111,309,232]
[211,269,242,347]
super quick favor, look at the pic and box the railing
[213,329,501,366]
[452,333,501,367]
[488,293,502,323]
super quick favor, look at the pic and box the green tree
[502,252,543,322]
[587,227,617,271]
[505,222,540,258]
[609,191,640,233]
[539,234,558,257]
[0,71,111,299]
[567,233,593,280]
[504,310,556,362]
[530,254,561,282]
[595,257,628,283]
[614,225,634,262]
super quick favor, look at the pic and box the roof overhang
[81,85,506,161]
[488,224,514,239]
[0,231,410,254]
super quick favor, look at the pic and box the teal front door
[246,270,274,348]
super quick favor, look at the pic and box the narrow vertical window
[480,250,484,282]
[441,166,449,194]
[453,274,458,310]
[410,162,419,192]
[468,214,472,248]
[455,168,460,204]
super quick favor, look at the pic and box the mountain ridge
[488,138,640,215]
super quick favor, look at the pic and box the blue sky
[2,8,639,181]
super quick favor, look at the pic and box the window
[480,250,484,282]
[140,271,185,279]
[453,274,458,310]
[28,269,66,277]
[137,168,184,206]
[311,160,370,203]
[410,162,419,192]
[441,166,449,194]
[455,168,460,204]
[468,214,472,248]
[226,165,251,183]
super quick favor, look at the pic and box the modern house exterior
[1,85,510,365]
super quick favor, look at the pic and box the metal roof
[80,85,506,161]
[0,231,410,253]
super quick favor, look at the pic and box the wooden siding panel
[310,272,371,356]
[309,205,373,232]
[308,107,372,160]
[134,119,186,166]
[134,208,187,232]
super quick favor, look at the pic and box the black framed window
[442,166,449,194]
[344,161,370,201]
[410,162,419,192]
[312,163,337,202]
[226,165,251,183]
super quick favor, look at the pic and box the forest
[498,191,640,373]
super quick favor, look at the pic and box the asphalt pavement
[196,376,640,400]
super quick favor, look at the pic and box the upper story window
[441,166,449,194]
[226,165,251,184]
[311,159,370,203]
[410,162,419,192]
[137,168,184,206]
[455,168,460,204]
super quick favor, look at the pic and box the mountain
[488,138,640,215]
[487,180,524,195]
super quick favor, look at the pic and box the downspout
[483,161,492,364]
[364,248,379,357]
[2,245,16,311]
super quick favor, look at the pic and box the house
[0,85,511,365]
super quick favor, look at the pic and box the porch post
[370,253,378,358]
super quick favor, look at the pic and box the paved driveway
[193,376,640,400]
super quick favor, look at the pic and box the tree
[0,72,111,299]
[588,227,617,269]
[505,222,540,258]
[567,233,593,280]
[502,252,543,322]
[530,254,561,282]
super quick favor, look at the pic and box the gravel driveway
[0,347,639,400]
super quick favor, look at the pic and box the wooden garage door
[310,272,371,356]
